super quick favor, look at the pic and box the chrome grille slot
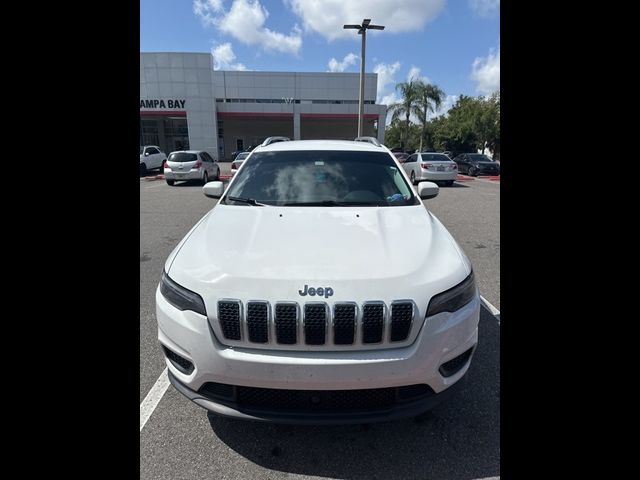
[247,301,269,343]
[333,303,356,345]
[218,300,241,340]
[390,302,413,342]
[304,303,327,345]
[275,303,298,344]
[362,303,385,344]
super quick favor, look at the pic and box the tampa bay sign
[140,99,186,109]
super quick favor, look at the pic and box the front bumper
[168,369,466,424]
[156,288,479,421]
[164,169,203,181]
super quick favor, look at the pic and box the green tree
[415,81,445,151]
[388,80,419,150]
[384,118,421,151]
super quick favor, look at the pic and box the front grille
[194,383,436,412]
[218,301,241,340]
[304,304,327,345]
[275,303,298,344]
[247,302,269,343]
[362,303,384,343]
[333,304,356,344]
[390,302,413,341]
[213,299,421,350]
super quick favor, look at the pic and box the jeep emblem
[298,284,334,298]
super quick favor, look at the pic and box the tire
[444,180,454,186]
[215,167,220,180]
[202,171,209,185]
[468,166,477,177]
[410,171,416,184]
[140,163,148,177]
[166,180,175,186]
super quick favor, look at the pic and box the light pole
[344,19,385,138]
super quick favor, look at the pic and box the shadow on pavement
[207,307,500,480]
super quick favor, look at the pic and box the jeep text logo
[298,284,334,298]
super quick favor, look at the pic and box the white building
[140,52,387,160]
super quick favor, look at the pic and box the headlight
[426,271,476,316]
[160,271,207,316]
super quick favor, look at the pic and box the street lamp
[344,19,385,138]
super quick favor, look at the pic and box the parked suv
[140,145,167,176]
[156,140,479,424]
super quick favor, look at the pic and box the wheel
[444,180,454,186]
[468,166,477,177]
[410,171,416,184]
[214,167,220,180]
[158,161,165,172]
[202,171,209,185]
[166,179,175,186]
[140,163,148,177]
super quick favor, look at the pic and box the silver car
[164,150,220,186]
[402,152,458,186]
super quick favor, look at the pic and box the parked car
[164,150,220,186]
[261,136,290,146]
[402,152,458,186]
[230,152,250,176]
[453,153,500,177]
[393,152,410,163]
[140,145,167,176]
[354,136,382,147]
[156,139,479,424]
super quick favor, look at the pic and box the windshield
[468,154,494,162]
[421,154,451,162]
[224,150,419,207]
[168,152,197,163]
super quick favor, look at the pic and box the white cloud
[194,0,302,55]
[373,61,401,105]
[211,43,247,70]
[471,45,500,94]
[432,94,458,118]
[469,0,500,18]
[327,53,358,72]
[286,0,446,41]
[407,66,431,84]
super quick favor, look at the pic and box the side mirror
[417,181,439,200]
[203,181,224,198]
[144,152,150,156]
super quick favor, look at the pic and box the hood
[168,205,471,308]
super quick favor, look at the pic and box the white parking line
[480,295,500,324]
[140,367,170,432]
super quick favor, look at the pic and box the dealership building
[140,52,387,160]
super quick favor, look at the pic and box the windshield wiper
[226,196,266,206]
[282,200,383,207]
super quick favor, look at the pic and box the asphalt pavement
[140,175,500,479]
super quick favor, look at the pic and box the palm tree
[388,80,419,150]
[415,81,445,152]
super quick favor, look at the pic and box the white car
[403,152,458,186]
[354,136,382,147]
[260,136,290,146]
[164,150,220,186]
[156,140,479,424]
[140,145,167,175]
[230,152,250,176]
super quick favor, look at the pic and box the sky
[140,0,500,119]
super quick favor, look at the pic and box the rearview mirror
[417,181,439,200]
[203,181,224,199]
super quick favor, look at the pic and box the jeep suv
[156,140,480,424]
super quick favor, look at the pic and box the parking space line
[480,295,500,324]
[144,182,166,189]
[140,367,170,432]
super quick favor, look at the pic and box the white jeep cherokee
[156,140,480,424]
